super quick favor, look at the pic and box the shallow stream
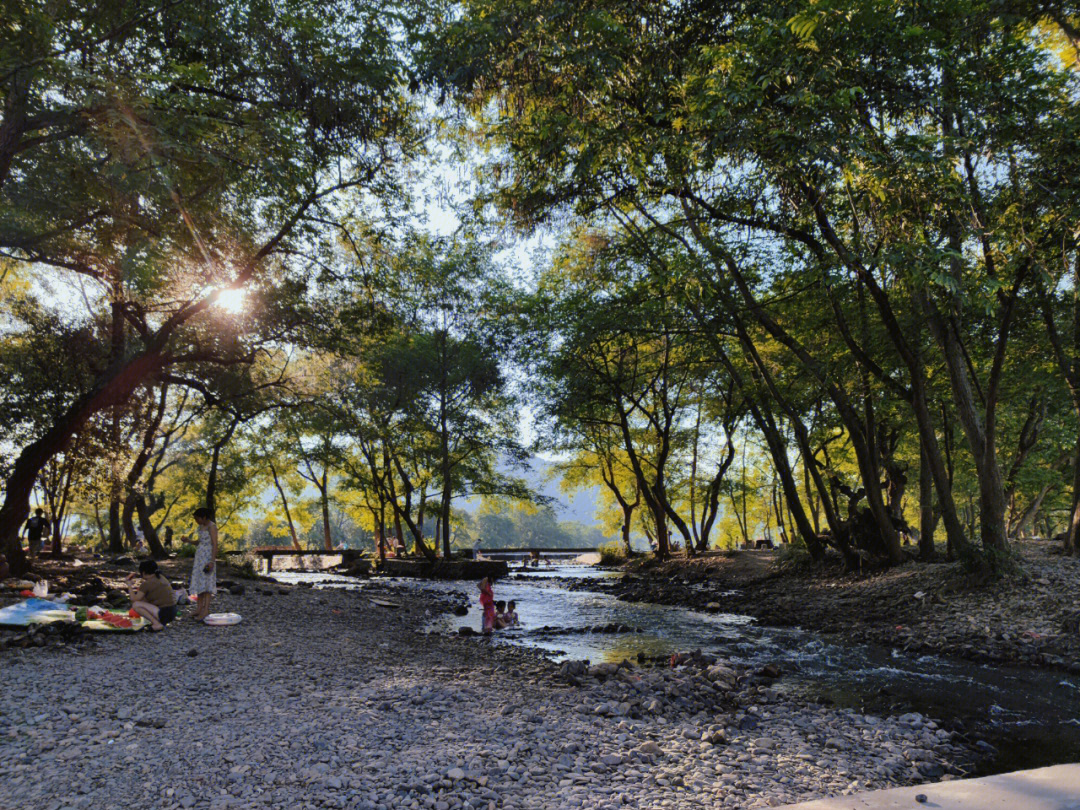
[272,565,1080,775]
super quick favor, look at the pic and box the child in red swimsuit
[479,577,496,634]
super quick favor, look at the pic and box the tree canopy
[4,0,1080,575]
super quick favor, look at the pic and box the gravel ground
[0,580,979,810]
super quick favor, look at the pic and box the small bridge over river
[227,548,344,573]
[477,548,600,562]
[229,546,600,573]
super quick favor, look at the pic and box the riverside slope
[2,579,979,810]
[607,540,1080,673]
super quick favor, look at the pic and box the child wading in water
[478,577,496,634]
[504,600,520,627]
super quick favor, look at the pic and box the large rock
[560,660,589,679]
[706,664,738,688]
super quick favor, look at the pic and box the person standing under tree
[23,509,50,559]
[189,507,218,621]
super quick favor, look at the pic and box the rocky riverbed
[604,540,1080,674]
[1,572,983,810]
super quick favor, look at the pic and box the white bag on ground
[31,580,48,598]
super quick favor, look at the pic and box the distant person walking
[189,508,218,621]
[23,509,50,559]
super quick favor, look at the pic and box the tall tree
[0,0,421,574]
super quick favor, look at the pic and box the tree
[526,231,729,559]
[425,0,1080,570]
[0,0,422,574]
[322,232,531,560]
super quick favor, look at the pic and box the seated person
[126,559,178,631]
[494,600,508,629]
[503,600,520,628]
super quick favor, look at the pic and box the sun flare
[215,287,245,314]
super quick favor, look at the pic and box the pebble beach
[1,579,979,810]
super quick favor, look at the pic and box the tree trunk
[917,283,1012,562]
[771,479,787,546]
[1037,262,1080,555]
[122,495,138,548]
[1066,438,1080,555]
[598,453,638,556]
[729,490,750,549]
[703,304,826,560]
[417,488,427,552]
[367,441,436,560]
[1011,484,1052,541]
[49,444,81,556]
[269,463,301,551]
[320,480,333,551]
[439,436,453,559]
[621,503,635,555]
[439,329,453,561]
[0,68,30,193]
[206,416,241,517]
[696,440,734,551]
[374,500,387,562]
[647,497,670,560]
[440,485,453,559]
[393,508,405,549]
[689,400,702,549]
[135,494,167,559]
[108,497,124,553]
[919,435,936,561]
[750,398,828,561]
[51,518,62,556]
[206,444,222,517]
[0,344,166,573]
[910,374,970,556]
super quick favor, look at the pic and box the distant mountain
[461,454,607,528]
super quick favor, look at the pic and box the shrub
[175,543,197,559]
[597,540,626,566]
[776,542,813,571]
[230,555,261,579]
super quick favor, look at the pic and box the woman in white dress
[189,507,218,621]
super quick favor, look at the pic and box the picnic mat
[79,616,150,632]
[0,598,149,631]
[0,598,70,627]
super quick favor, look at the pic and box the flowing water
[272,565,1080,775]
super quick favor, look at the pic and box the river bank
[2,558,983,810]
[604,540,1080,674]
